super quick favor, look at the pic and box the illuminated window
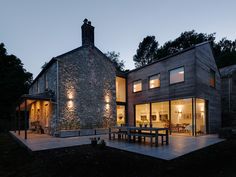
[116,77,126,102]
[135,104,150,126]
[133,80,142,92]
[149,74,160,89]
[210,69,215,88]
[170,67,184,84]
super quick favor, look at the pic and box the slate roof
[220,64,236,78]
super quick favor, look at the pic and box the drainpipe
[56,59,59,134]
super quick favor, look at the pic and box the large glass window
[116,105,125,126]
[210,69,215,88]
[171,98,192,135]
[133,80,142,92]
[135,104,150,126]
[170,67,184,84]
[196,99,206,135]
[149,74,160,89]
[116,77,126,102]
[151,101,169,128]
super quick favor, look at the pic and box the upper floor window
[149,74,160,89]
[116,77,126,102]
[170,67,184,84]
[36,81,39,93]
[44,73,48,90]
[210,69,215,88]
[133,80,142,92]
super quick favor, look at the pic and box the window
[149,74,160,89]
[170,67,184,84]
[135,104,150,126]
[116,77,126,102]
[44,73,48,90]
[36,81,39,93]
[210,69,215,87]
[117,105,125,126]
[133,80,142,92]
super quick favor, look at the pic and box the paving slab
[10,131,224,160]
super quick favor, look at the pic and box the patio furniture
[127,127,169,147]
[109,126,128,140]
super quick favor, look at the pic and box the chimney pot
[81,19,94,46]
[83,18,88,24]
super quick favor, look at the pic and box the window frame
[169,66,185,85]
[132,79,142,93]
[148,73,161,89]
[209,69,216,88]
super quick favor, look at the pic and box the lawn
[0,133,235,177]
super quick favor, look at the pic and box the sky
[1,0,236,78]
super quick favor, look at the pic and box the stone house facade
[22,19,222,137]
[28,19,116,136]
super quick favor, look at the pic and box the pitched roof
[127,41,212,74]
[220,64,236,77]
[31,45,115,86]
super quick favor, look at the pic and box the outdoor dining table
[126,126,169,147]
[109,126,169,147]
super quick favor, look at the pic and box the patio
[10,131,224,160]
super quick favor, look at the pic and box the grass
[0,133,236,177]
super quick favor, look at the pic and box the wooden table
[126,127,169,147]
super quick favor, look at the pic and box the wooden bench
[109,127,128,140]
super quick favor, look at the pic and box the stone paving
[10,131,224,160]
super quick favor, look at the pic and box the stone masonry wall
[57,46,116,130]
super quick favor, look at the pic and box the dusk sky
[1,0,236,78]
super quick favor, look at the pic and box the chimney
[81,18,94,46]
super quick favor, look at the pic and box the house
[220,64,236,126]
[17,19,221,137]
[126,42,221,136]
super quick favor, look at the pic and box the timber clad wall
[220,65,236,126]
[195,44,221,133]
[127,43,221,133]
[127,48,196,126]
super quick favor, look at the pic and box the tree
[0,43,32,131]
[134,30,236,69]
[213,38,236,68]
[105,51,126,72]
[133,36,158,68]
[156,30,215,60]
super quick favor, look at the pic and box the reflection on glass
[210,69,215,87]
[151,101,169,128]
[116,77,126,102]
[133,80,142,92]
[135,104,150,126]
[170,67,184,84]
[196,99,206,135]
[171,98,192,135]
[149,74,160,89]
[117,105,125,126]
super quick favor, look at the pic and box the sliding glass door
[134,98,207,136]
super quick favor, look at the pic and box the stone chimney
[81,18,94,46]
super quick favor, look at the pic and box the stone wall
[28,61,57,135]
[57,46,116,130]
